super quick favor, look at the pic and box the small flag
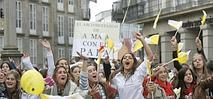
[178,43,184,52]
[175,50,191,64]
[146,60,152,76]
[201,10,207,25]
[96,45,105,65]
[153,9,162,29]
[133,40,143,52]
[106,38,114,50]
[149,35,160,45]
[168,20,183,30]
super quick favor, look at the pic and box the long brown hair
[5,70,21,99]
[109,53,138,81]
[52,66,70,85]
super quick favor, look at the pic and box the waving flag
[133,40,143,52]
[153,9,162,29]
[168,20,183,30]
[201,10,207,25]
[175,50,191,64]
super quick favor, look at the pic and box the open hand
[39,39,51,51]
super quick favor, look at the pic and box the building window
[17,38,23,53]
[68,0,74,13]
[0,36,4,52]
[30,39,37,65]
[57,0,64,11]
[42,6,49,36]
[29,3,36,34]
[16,1,22,33]
[58,48,65,58]
[68,17,74,37]
[68,0,74,5]
[57,15,64,37]
[69,48,72,61]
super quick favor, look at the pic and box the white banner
[72,21,120,58]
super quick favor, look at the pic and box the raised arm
[103,56,111,81]
[77,52,89,91]
[39,39,55,76]
[135,32,153,61]
[170,36,182,71]
[21,53,34,70]
[195,37,207,61]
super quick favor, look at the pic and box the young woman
[70,65,81,86]
[3,70,21,99]
[0,62,13,74]
[177,67,197,99]
[149,66,175,99]
[0,69,6,97]
[45,66,80,95]
[86,60,117,99]
[55,58,70,73]
[110,32,153,99]
[189,37,208,82]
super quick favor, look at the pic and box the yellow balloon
[21,70,45,95]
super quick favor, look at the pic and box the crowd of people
[0,32,213,99]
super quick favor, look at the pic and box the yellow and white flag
[175,50,191,64]
[178,43,184,52]
[201,10,207,25]
[168,20,183,30]
[133,39,143,52]
[145,34,160,45]
[153,9,162,29]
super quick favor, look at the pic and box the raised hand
[76,52,88,60]
[170,36,178,51]
[39,39,51,51]
[104,55,110,64]
[195,37,202,50]
[89,84,99,96]
[135,32,143,40]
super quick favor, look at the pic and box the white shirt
[112,61,147,99]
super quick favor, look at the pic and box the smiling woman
[110,32,153,99]
[3,70,21,99]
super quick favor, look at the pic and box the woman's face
[55,68,68,86]
[184,69,193,84]
[0,69,5,83]
[193,54,204,69]
[87,66,98,83]
[58,59,69,72]
[157,67,168,82]
[1,63,10,74]
[122,54,134,71]
[5,74,17,89]
[72,67,80,80]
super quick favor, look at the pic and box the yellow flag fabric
[20,70,45,95]
[146,60,152,76]
[175,50,191,64]
[96,52,102,66]
[133,40,143,52]
[40,93,84,99]
[153,9,162,29]
[201,10,207,25]
[178,43,183,52]
[150,35,160,45]
[168,20,183,30]
[107,38,114,50]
